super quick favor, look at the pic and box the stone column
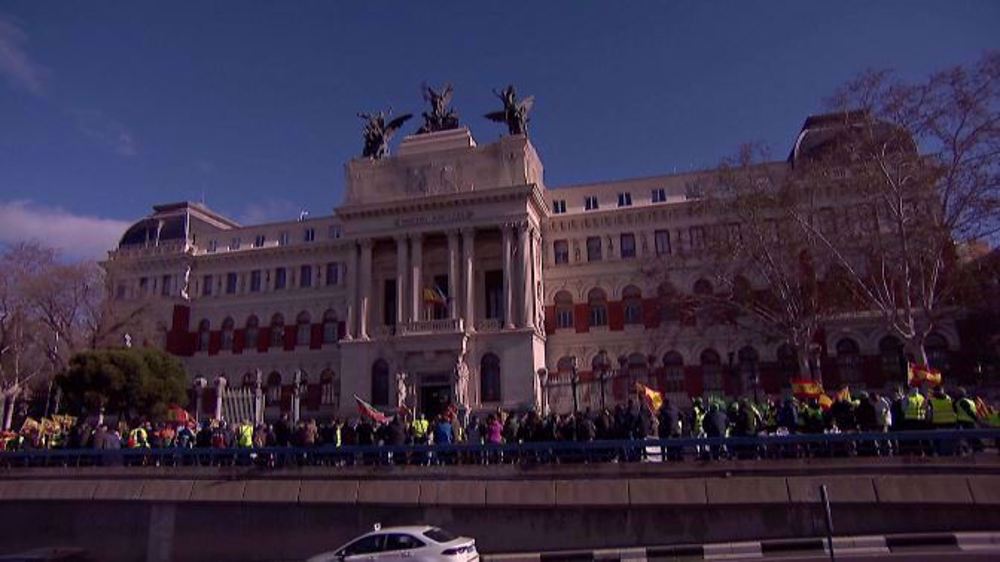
[461,228,476,333]
[291,370,302,423]
[359,239,373,340]
[411,233,423,322]
[344,243,357,340]
[519,222,534,329]
[447,231,460,321]
[502,224,514,330]
[395,235,408,327]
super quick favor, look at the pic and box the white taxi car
[306,525,478,562]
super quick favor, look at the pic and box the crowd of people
[1,386,997,462]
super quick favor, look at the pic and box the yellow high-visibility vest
[929,396,956,425]
[904,394,926,421]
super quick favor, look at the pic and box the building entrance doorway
[420,384,453,420]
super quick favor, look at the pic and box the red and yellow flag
[817,394,834,411]
[635,382,664,413]
[792,379,823,398]
[907,363,942,387]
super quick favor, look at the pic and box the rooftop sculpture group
[357,82,534,159]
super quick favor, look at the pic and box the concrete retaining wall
[0,474,998,562]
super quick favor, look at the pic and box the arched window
[700,349,723,395]
[480,353,502,403]
[836,338,862,384]
[622,285,643,325]
[296,311,311,347]
[371,359,389,406]
[245,315,259,349]
[322,309,338,344]
[555,291,574,329]
[628,353,648,387]
[776,343,800,383]
[591,351,610,376]
[221,317,235,351]
[658,282,681,324]
[925,333,950,372]
[270,313,285,348]
[557,356,576,380]
[320,369,339,407]
[588,288,608,327]
[737,346,759,393]
[663,351,685,393]
[879,336,906,380]
[266,371,282,402]
[241,371,254,389]
[197,319,210,352]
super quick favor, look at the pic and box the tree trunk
[2,393,14,431]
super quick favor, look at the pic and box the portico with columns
[335,128,548,416]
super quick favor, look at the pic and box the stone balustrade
[397,318,464,335]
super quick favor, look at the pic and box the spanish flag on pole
[635,382,664,413]
[422,286,447,305]
[907,363,942,387]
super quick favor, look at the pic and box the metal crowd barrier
[0,429,997,469]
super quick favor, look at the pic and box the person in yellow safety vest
[929,388,957,429]
[411,413,429,444]
[128,425,149,448]
[954,388,979,429]
[237,420,254,448]
[903,387,928,431]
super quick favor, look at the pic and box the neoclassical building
[104,119,964,420]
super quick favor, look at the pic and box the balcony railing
[474,318,503,332]
[397,318,464,335]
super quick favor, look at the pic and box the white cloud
[0,200,130,260]
[73,109,137,157]
[0,14,46,95]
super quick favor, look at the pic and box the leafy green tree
[56,348,188,420]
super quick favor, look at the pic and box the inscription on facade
[395,210,474,228]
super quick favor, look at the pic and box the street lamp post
[808,343,823,386]
[193,376,207,422]
[570,357,580,415]
[618,355,629,405]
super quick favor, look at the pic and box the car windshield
[423,528,457,543]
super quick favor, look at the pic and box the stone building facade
[104,120,964,420]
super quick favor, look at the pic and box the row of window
[552,228,703,265]
[200,263,342,297]
[206,225,341,253]
[551,333,950,395]
[551,188,669,214]
[195,310,340,352]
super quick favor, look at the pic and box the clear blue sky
[1,1,997,258]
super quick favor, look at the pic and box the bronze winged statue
[416,83,460,134]
[485,85,534,136]
[358,109,412,159]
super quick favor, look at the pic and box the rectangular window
[249,270,262,293]
[651,188,667,203]
[207,240,218,253]
[553,240,569,264]
[326,263,339,286]
[552,200,566,214]
[584,196,599,211]
[304,228,315,242]
[138,277,148,295]
[617,192,632,207]
[556,308,573,329]
[253,235,266,248]
[229,238,241,251]
[690,226,706,250]
[115,284,126,300]
[620,233,636,258]
[586,236,602,262]
[274,267,287,290]
[161,275,171,296]
[300,265,313,288]
[278,231,290,246]
[202,275,213,296]
[484,270,503,320]
[328,225,341,239]
[225,272,238,294]
[655,230,671,256]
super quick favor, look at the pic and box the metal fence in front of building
[1,429,997,470]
